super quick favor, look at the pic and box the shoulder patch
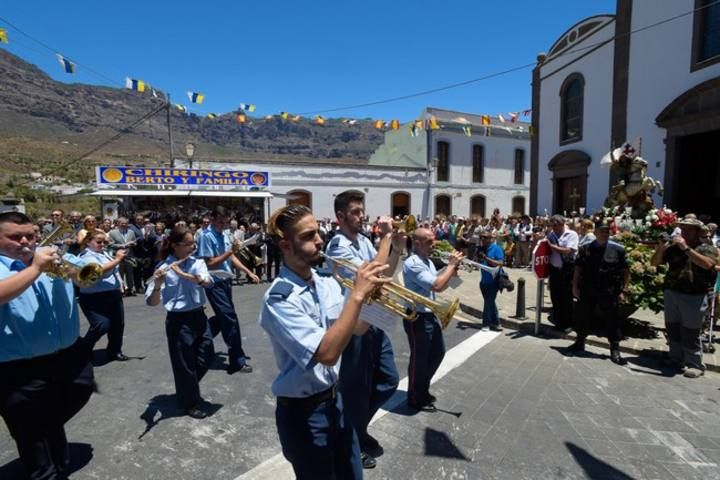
[268,281,294,300]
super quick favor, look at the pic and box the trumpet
[31,222,103,287]
[232,236,263,268]
[392,214,417,235]
[432,250,500,278]
[321,252,460,329]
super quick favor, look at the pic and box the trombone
[432,250,500,278]
[321,252,461,329]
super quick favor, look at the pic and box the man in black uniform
[568,221,629,365]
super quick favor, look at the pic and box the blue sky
[1,1,616,121]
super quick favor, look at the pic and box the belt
[277,385,337,408]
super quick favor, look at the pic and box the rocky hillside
[0,49,385,184]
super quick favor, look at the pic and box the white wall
[537,18,616,214]
[627,0,720,186]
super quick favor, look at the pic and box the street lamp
[185,142,195,169]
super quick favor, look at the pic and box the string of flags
[0,26,535,136]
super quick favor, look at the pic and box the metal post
[535,279,544,335]
[514,277,526,319]
[166,93,175,168]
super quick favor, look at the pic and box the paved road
[1,282,720,479]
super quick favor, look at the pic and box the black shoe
[186,406,208,419]
[428,394,437,403]
[363,434,384,457]
[112,352,130,361]
[227,363,253,374]
[409,402,437,412]
[610,349,627,365]
[360,452,377,469]
[490,325,503,332]
[567,341,585,353]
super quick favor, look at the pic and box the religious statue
[602,141,663,218]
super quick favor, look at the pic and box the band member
[78,229,129,362]
[651,215,719,378]
[547,214,579,332]
[0,212,95,479]
[197,206,259,374]
[478,230,504,331]
[259,205,389,480]
[108,217,138,296]
[146,226,216,418]
[325,191,403,469]
[403,228,463,411]
[568,222,629,364]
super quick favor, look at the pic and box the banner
[96,166,271,187]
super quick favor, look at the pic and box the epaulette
[268,281,294,300]
[607,240,625,251]
[316,269,333,278]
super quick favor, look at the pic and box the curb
[458,302,720,374]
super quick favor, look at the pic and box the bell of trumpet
[321,252,460,329]
[392,214,417,235]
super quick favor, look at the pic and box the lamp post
[185,142,195,169]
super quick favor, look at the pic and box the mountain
[0,49,386,186]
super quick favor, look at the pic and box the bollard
[535,279,545,335]
[514,277,526,320]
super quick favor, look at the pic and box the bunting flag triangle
[187,91,205,104]
[207,113,217,119]
[498,114,505,123]
[0,28,7,44]
[125,77,146,92]
[522,109,532,116]
[390,119,400,130]
[152,88,159,98]
[280,112,289,120]
[481,115,491,126]
[462,125,472,137]
[292,115,302,122]
[485,126,492,137]
[174,104,187,113]
[509,112,519,123]
[315,115,325,125]
[239,103,256,112]
[427,116,440,130]
[374,119,384,130]
[236,113,247,123]
[264,115,273,121]
[55,54,75,74]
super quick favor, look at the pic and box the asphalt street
[2,281,720,479]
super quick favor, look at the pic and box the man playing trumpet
[259,205,390,479]
[403,228,463,412]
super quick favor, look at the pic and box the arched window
[470,195,486,218]
[435,194,451,217]
[287,190,312,208]
[511,196,526,216]
[436,141,450,182]
[391,191,410,218]
[560,73,584,143]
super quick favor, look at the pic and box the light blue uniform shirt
[403,253,437,313]
[196,227,232,277]
[259,265,345,398]
[78,249,121,294]
[0,255,79,362]
[144,256,213,312]
[325,232,377,282]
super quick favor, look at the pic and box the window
[692,0,720,70]
[436,141,449,182]
[559,74,584,143]
[512,196,525,216]
[391,191,410,218]
[470,195,486,218]
[514,149,525,184]
[435,195,451,217]
[287,190,311,208]
[472,145,484,183]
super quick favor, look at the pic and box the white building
[94,107,531,222]
[532,0,720,220]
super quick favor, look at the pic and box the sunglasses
[93,239,109,244]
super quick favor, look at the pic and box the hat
[594,219,611,231]
[677,215,704,229]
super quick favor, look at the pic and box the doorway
[674,130,720,221]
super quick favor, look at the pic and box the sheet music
[359,303,400,332]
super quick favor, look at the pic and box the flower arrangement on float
[596,206,678,314]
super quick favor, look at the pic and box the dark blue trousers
[206,279,248,367]
[165,308,215,410]
[338,326,398,450]
[79,289,125,355]
[276,390,361,480]
[480,283,500,328]
[403,313,445,406]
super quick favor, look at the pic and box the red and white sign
[533,240,552,279]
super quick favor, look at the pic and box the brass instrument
[432,249,500,277]
[321,252,460,329]
[35,222,104,287]
[232,236,263,268]
[393,214,417,235]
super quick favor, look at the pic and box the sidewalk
[441,266,720,373]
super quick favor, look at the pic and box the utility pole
[167,93,175,168]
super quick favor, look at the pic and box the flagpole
[167,92,175,168]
